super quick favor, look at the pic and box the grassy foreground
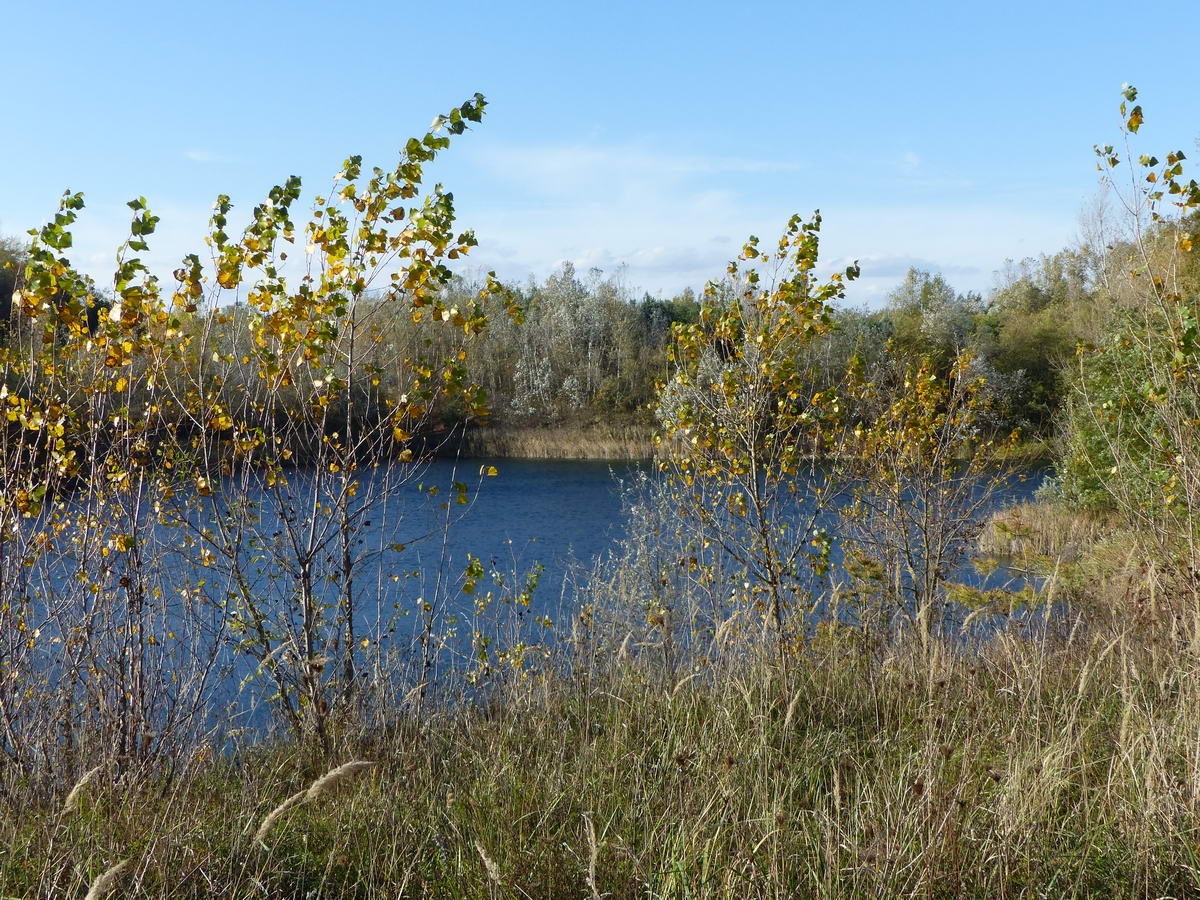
[4,607,1200,899]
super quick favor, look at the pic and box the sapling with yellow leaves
[838,350,1019,648]
[0,93,519,753]
[656,212,858,660]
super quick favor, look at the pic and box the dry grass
[4,605,1200,898]
[61,764,106,817]
[83,859,130,900]
[252,759,378,843]
[1,485,1193,897]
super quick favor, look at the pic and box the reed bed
[456,424,655,460]
[979,500,1120,562]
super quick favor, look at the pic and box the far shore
[437,424,1054,464]
[445,423,657,460]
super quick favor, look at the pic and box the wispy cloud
[451,138,1072,305]
[847,254,981,280]
[184,148,237,164]
[35,139,1074,311]
[465,141,804,203]
[886,149,975,190]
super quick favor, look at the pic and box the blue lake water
[22,457,1052,633]
[398,458,643,603]
[338,457,1055,656]
[12,457,1054,732]
[408,457,1050,596]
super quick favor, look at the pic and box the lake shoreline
[432,424,1055,464]
[442,423,657,460]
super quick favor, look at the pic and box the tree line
[1,217,1130,452]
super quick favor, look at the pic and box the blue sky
[3,1,1198,305]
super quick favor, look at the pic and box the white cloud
[19,139,1077,311]
[839,254,981,280]
[184,149,237,164]
[451,139,1075,305]
[464,141,804,204]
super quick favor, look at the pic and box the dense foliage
[1,236,1102,446]
[450,251,1099,438]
